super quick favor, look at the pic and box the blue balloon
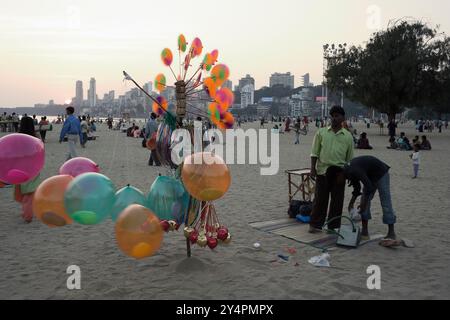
[64,173,116,225]
[147,176,189,223]
[111,185,147,221]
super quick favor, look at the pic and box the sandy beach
[1,121,449,300]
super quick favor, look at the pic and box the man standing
[80,116,89,148]
[59,106,82,160]
[145,113,160,166]
[387,119,397,139]
[344,155,397,240]
[309,106,354,233]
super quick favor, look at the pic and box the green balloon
[64,173,116,225]
[111,185,147,221]
[147,176,189,223]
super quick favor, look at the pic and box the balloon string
[186,87,205,96]
[106,127,120,177]
[185,66,202,87]
[169,65,178,82]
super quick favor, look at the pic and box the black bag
[288,200,312,218]
[299,203,313,217]
[142,138,147,148]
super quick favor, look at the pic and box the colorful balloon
[217,112,235,130]
[33,175,73,228]
[208,103,221,125]
[147,176,190,223]
[59,157,100,177]
[152,96,168,116]
[181,152,231,202]
[191,37,203,57]
[155,74,166,92]
[202,53,214,70]
[203,77,217,99]
[211,49,219,63]
[178,34,187,52]
[215,88,234,112]
[64,173,116,225]
[211,64,229,87]
[111,185,147,222]
[161,48,173,66]
[115,205,164,260]
[0,133,45,185]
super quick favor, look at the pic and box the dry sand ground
[1,121,449,300]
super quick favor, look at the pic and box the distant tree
[326,20,450,121]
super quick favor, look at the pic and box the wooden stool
[285,169,316,203]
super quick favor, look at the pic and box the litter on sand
[308,253,331,268]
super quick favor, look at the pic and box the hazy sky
[1,0,450,107]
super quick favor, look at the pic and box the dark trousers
[310,174,346,230]
[40,130,47,142]
[148,150,161,166]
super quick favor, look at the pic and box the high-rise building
[270,72,295,89]
[302,73,311,87]
[223,80,233,91]
[241,84,254,109]
[88,77,97,108]
[238,75,255,92]
[75,81,83,107]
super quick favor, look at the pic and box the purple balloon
[59,157,100,177]
[0,133,45,184]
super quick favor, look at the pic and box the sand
[1,120,449,300]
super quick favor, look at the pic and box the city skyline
[1,0,450,107]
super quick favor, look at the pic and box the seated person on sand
[344,155,397,241]
[387,136,399,149]
[133,127,141,138]
[397,132,412,151]
[420,136,432,150]
[356,132,373,150]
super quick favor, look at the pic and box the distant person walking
[38,116,49,143]
[80,116,89,148]
[59,106,82,161]
[410,144,421,179]
[145,113,160,166]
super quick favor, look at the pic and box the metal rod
[123,71,168,113]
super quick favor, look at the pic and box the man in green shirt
[309,106,354,233]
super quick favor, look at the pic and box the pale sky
[1,0,450,107]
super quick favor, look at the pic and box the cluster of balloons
[31,157,194,260]
[153,34,235,129]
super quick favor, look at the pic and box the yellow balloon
[115,205,164,260]
[181,152,231,201]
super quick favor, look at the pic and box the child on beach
[410,144,420,179]
[15,116,42,223]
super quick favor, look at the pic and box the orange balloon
[181,152,231,202]
[33,175,74,227]
[204,77,217,99]
[115,204,164,260]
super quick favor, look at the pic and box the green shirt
[311,127,354,176]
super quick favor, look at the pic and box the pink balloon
[0,133,45,185]
[59,157,100,177]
